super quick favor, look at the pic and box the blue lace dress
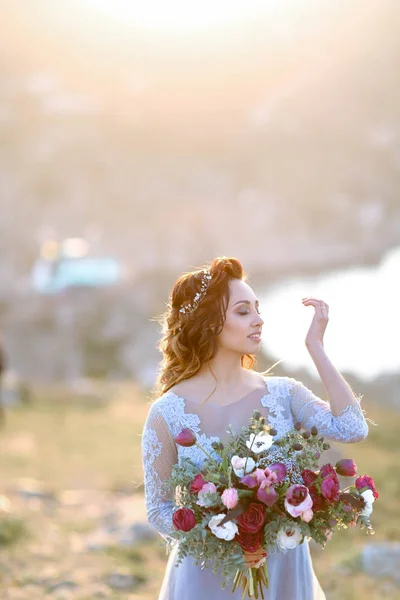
[141,375,369,600]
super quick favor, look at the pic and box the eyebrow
[233,299,259,306]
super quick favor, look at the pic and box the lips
[248,333,262,340]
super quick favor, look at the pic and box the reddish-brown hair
[152,256,257,399]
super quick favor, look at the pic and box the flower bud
[294,422,302,431]
[293,443,303,451]
[302,431,311,439]
[314,451,321,459]
[211,441,220,450]
[319,436,325,443]
[269,428,277,436]
[252,410,261,419]
[311,426,318,436]
[335,459,357,477]
[322,443,330,450]
[175,428,197,447]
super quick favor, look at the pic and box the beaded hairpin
[172,269,212,334]
[179,269,212,315]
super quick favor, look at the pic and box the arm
[289,371,369,443]
[292,298,369,442]
[141,401,178,539]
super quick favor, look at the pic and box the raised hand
[302,297,329,349]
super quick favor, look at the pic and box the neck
[197,349,247,390]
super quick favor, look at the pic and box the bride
[141,256,369,599]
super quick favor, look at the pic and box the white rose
[246,432,274,454]
[231,455,256,478]
[208,513,238,541]
[360,489,375,517]
[277,526,302,550]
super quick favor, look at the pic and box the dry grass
[0,382,399,599]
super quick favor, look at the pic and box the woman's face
[217,279,264,354]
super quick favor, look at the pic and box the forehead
[228,279,257,304]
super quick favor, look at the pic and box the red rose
[355,475,378,499]
[302,469,318,487]
[172,508,196,532]
[190,474,208,493]
[335,459,357,477]
[236,529,264,553]
[237,502,266,533]
[320,474,340,504]
[309,485,326,512]
[320,464,337,479]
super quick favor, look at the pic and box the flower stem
[194,442,220,469]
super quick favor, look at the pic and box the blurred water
[259,245,400,382]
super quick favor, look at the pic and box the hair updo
[153,256,257,398]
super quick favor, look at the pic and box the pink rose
[197,482,217,507]
[221,488,239,510]
[284,485,313,518]
[355,475,378,499]
[320,474,340,503]
[190,474,208,494]
[300,508,314,523]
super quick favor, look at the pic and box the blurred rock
[361,542,400,585]
[104,572,139,590]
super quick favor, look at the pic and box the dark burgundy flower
[302,469,318,487]
[174,428,197,447]
[320,464,336,479]
[309,485,326,512]
[237,502,266,533]
[320,474,340,503]
[189,473,208,493]
[236,528,264,553]
[172,508,196,532]
[335,459,357,477]
[355,475,378,499]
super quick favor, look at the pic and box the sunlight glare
[80,0,280,32]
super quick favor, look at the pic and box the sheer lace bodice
[141,375,369,539]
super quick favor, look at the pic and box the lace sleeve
[141,400,178,539]
[288,378,369,443]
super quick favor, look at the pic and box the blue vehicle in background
[31,237,124,294]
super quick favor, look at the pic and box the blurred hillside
[1,1,400,383]
[1,0,400,293]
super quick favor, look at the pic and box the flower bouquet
[163,410,378,599]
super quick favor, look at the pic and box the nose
[253,313,264,328]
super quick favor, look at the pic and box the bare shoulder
[167,375,205,398]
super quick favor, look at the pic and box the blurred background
[0,0,399,598]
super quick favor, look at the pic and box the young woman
[141,256,368,600]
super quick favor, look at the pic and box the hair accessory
[179,269,212,315]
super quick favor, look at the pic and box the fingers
[302,298,329,310]
[302,298,329,318]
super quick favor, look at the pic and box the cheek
[220,315,248,339]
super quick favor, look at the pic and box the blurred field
[0,382,399,599]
